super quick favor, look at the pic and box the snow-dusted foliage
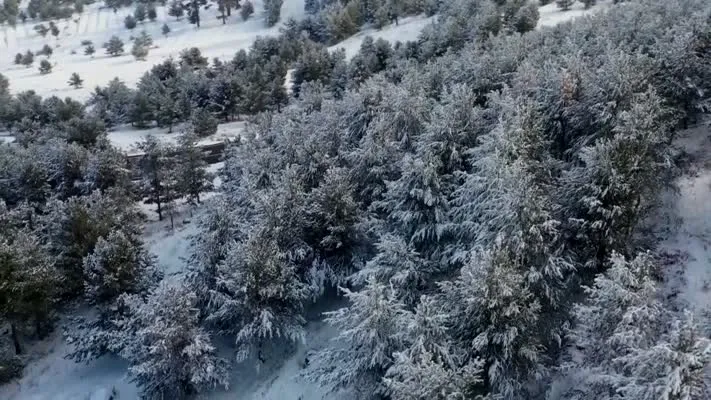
[439,247,545,399]
[557,253,711,400]
[212,232,310,361]
[117,283,230,399]
[83,230,161,305]
[307,279,411,398]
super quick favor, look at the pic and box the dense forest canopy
[2,0,711,398]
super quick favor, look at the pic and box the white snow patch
[108,119,244,152]
[537,0,612,29]
[329,15,435,60]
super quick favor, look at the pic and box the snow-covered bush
[83,229,161,305]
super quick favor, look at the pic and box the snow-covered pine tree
[105,36,125,57]
[136,135,177,221]
[175,131,213,204]
[263,0,283,26]
[38,59,52,74]
[385,295,487,400]
[116,283,230,398]
[168,0,184,19]
[83,229,161,305]
[0,230,57,353]
[561,89,675,269]
[81,140,132,194]
[557,252,668,400]
[213,231,309,362]
[191,107,218,137]
[307,278,411,398]
[614,310,711,399]
[451,93,573,306]
[439,246,545,399]
[68,72,83,89]
[305,166,365,284]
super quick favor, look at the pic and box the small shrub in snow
[124,14,137,30]
[21,50,34,67]
[240,0,254,20]
[556,0,574,11]
[68,72,84,89]
[147,5,157,21]
[38,59,53,74]
[162,23,171,36]
[105,36,125,56]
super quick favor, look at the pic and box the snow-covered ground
[537,0,613,28]
[109,120,244,153]
[0,0,306,101]
[329,14,435,60]
[661,120,711,315]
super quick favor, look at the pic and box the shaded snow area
[0,0,305,101]
[0,329,139,400]
[662,121,711,315]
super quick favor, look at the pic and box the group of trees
[86,44,286,131]
[0,69,223,392]
[2,0,711,398]
[180,0,710,398]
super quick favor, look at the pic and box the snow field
[0,0,306,101]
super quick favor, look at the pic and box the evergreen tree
[68,73,83,89]
[209,74,241,121]
[116,283,230,399]
[136,136,176,221]
[439,247,545,399]
[49,22,59,38]
[188,0,201,27]
[131,31,152,61]
[21,50,34,67]
[39,44,53,57]
[556,0,574,11]
[308,279,411,397]
[125,14,137,29]
[14,53,23,65]
[168,0,184,19]
[191,108,218,137]
[38,59,52,74]
[83,230,161,305]
[161,23,171,36]
[0,231,57,354]
[175,131,213,204]
[582,0,596,9]
[240,0,253,20]
[147,5,157,21]
[105,36,125,57]
[84,44,95,56]
[263,0,283,26]
[134,4,147,23]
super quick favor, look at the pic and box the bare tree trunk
[11,323,21,355]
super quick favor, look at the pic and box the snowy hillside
[0,0,305,101]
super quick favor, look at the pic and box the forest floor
[661,119,711,316]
